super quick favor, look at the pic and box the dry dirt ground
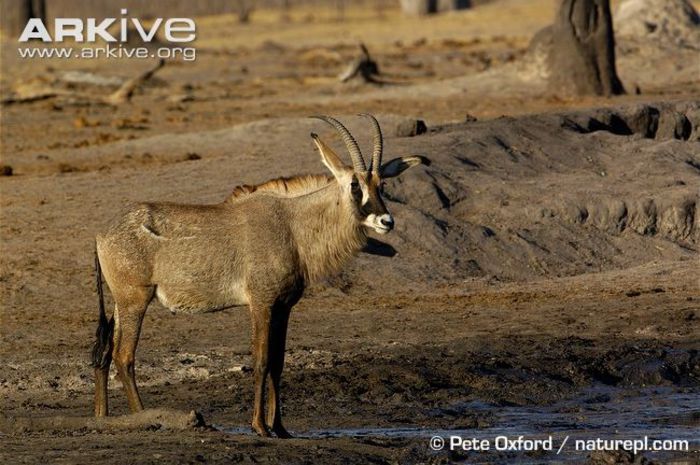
[1,1,699,464]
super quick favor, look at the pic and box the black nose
[381,217,394,228]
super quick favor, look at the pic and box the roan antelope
[92,114,429,437]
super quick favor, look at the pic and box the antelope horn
[359,113,383,173]
[311,115,367,173]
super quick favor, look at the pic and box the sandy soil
[1,2,699,464]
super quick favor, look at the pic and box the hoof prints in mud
[219,388,697,465]
[263,340,699,425]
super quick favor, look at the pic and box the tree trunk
[2,0,45,37]
[400,0,470,16]
[30,0,46,24]
[548,0,625,96]
[400,0,436,15]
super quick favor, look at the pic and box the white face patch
[361,184,369,206]
[362,213,394,234]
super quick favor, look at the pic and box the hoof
[273,425,293,439]
[252,423,272,438]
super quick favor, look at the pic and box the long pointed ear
[380,156,431,178]
[310,133,347,179]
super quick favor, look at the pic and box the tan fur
[285,183,367,282]
[93,175,367,438]
[91,116,428,439]
[227,174,333,201]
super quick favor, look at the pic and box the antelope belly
[155,281,248,314]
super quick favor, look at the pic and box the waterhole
[216,387,699,463]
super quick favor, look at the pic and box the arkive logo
[18,9,196,43]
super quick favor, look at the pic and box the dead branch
[338,43,381,84]
[1,59,167,107]
[104,59,166,105]
[235,0,255,23]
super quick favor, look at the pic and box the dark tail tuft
[91,247,113,369]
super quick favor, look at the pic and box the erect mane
[226,174,334,202]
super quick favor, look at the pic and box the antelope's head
[311,114,430,235]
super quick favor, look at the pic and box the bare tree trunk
[375,0,388,19]
[439,0,471,10]
[279,0,291,22]
[235,0,254,23]
[400,0,437,15]
[336,0,345,21]
[400,0,470,15]
[31,0,46,23]
[2,0,45,37]
[548,0,625,96]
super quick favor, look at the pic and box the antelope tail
[91,246,114,369]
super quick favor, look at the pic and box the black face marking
[351,175,362,203]
[359,200,373,217]
[350,175,389,219]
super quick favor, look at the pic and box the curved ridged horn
[359,113,382,173]
[311,115,367,173]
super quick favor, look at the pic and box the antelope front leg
[249,303,272,437]
[266,305,292,438]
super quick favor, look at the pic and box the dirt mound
[337,102,699,290]
[615,0,700,48]
[3,104,696,296]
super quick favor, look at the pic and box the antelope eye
[351,181,361,192]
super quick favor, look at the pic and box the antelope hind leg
[112,287,153,413]
[93,330,113,417]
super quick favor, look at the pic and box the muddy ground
[1,1,699,464]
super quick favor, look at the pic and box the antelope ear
[380,156,431,178]
[311,133,347,179]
